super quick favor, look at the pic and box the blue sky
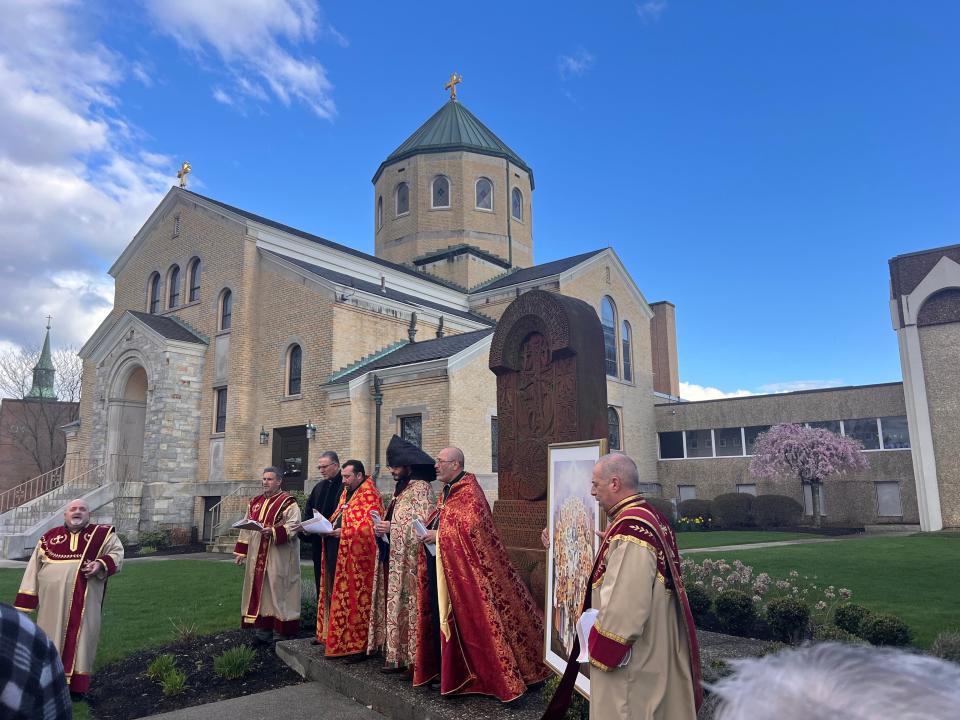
[1,1,957,400]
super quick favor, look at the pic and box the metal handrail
[0,458,93,514]
[0,462,107,534]
[207,484,262,540]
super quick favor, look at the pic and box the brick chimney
[649,301,679,397]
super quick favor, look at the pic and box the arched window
[167,265,181,308]
[621,320,633,382]
[188,258,201,302]
[608,407,621,451]
[287,344,302,396]
[432,176,450,208]
[219,289,233,331]
[475,177,493,210]
[395,182,409,216]
[511,187,523,221]
[377,196,383,230]
[601,296,617,377]
[148,273,161,314]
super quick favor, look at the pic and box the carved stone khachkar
[488,290,608,606]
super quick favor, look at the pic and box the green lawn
[0,559,313,668]
[691,534,960,648]
[677,530,825,550]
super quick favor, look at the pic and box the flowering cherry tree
[749,423,869,527]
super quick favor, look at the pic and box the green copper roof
[27,325,57,400]
[372,100,534,188]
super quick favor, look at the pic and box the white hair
[711,642,960,720]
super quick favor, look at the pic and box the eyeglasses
[436,459,457,465]
[318,463,334,471]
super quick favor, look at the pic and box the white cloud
[145,0,338,118]
[558,49,596,80]
[679,381,753,402]
[757,379,845,394]
[636,1,667,22]
[212,87,234,106]
[0,0,171,352]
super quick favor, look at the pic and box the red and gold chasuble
[316,477,383,657]
[235,491,298,628]
[542,495,703,718]
[15,523,118,688]
[414,474,551,702]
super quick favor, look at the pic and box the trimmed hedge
[813,624,865,644]
[751,494,803,528]
[833,603,872,636]
[678,499,712,521]
[714,589,757,636]
[859,614,912,647]
[765,597,810,643]
[711,493,754,529]
[685,584,712,625]
[646,497,676,523]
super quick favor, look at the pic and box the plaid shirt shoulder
[0,602,72,719]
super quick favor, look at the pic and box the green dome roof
[372,100,534,188]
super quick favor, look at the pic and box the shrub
[161,668,188,696]
[138,545,157,555]
[833,603,872,636]
[711,493,754,529]
[678,499,712,523]
[138,529,170,550]
[146,654,176,681]
[752,494,803,528]
[765,597,810,643]
[645,498,676,524]
[685,584,712,626]
[930,630,960,662]
[859,613,912,646]
[289,490,307,517]
[166,526,192,546]
[214,645,257,680]
[813,624,865,644]
[714,589,757,636]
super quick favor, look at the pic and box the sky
[1,0,958,401]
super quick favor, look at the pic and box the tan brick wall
[920,322,960,527]
[559,262,658,485]
[448,349,498,473]
[374,151,533,276]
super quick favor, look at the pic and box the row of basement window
[658,415,910,460]
[376,178,525,230]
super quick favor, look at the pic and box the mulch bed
[86,629,308,719]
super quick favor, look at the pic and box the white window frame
[678,485,697,502]
[511,187,523,221]
[395,182,410,217]
[431,175,451,209]
[474,177,494,212]
[875,481,903,517]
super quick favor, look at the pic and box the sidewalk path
[682,536,848,554]
[138,682,381,720]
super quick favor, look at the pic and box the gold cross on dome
[444,72,462,101]
[177,161,192,189]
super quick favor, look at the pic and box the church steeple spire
[27,318,57,400]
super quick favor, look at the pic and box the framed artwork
[544,438,607,699]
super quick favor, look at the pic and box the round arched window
[476,178,493,210]
[432,176,450,208]
[511,187,523,220]
[396,182,410,216]
[601,296,617,377]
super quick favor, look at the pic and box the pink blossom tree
[749,423,869,527]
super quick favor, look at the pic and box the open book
[301,510,334,535]
[232,518,265,532]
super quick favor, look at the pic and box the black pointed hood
[386,435,436,482]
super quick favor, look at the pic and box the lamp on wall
[259,426,269,445]
[305,422,317,440]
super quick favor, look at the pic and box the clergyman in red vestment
[15,498,124,695]
[414,446,550,701]
[234,467,301,642]
[316,459,384,658]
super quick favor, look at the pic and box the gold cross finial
[177,161,192,189]
[45,315,52,330]
[444,72,462,101]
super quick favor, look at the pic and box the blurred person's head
[711,642,960,720]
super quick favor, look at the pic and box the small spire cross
[177,161,192,189]
[444,72,462,101]
[45,315,52,330]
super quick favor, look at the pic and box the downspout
[505,158,513,267]
[372,374,384,479]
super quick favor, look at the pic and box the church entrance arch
[106,359,147,487]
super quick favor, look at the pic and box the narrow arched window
[219,289,232,331]
[432,176,450,208]
[148,273,161,314]
[621,320,633,382]
[608,407,621,450]
[511,187,523,221]
[287,344,302,396]
[377,196,383,230]
[475,178,493,210]
[396,182,409,216]
[168,265,181,308]
[188,258,201,302]
[601,296,617,377]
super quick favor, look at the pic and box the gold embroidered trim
[607,534,657,556]
[593,623,629,645]
[589,657,613,672]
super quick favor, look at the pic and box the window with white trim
[432,176,450,208]
[875,481,903,516]
[511,187,523,220]
[475,177,493,210]
[678,485,697,502]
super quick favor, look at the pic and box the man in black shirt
[302,450,343,596]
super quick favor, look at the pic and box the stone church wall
[919,322,960,527]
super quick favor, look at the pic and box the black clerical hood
[386,434,436,482]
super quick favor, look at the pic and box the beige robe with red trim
[15,526,124,691]
[589,537,696,720]
[236,496,302,632]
